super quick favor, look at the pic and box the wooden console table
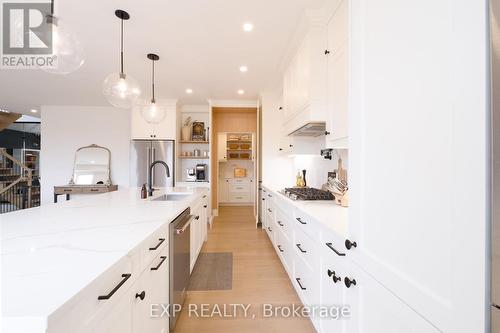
[53,184,118,203]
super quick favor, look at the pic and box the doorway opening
[210,107,258,223]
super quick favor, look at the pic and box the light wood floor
[173,206,316,333]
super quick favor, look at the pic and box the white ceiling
[0,0,326,115]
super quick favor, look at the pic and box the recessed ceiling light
[186,89,193,94]
[243,23,254,32]
[30,109,38,113]
[239,66,248,73]
[238,89,245,95]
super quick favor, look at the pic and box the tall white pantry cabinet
[348,0,489,332]
[263,0,490,332]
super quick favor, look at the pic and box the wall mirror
[70,144,112,185]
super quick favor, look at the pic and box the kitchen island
[1,187,209,333]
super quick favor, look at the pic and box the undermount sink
[152,193,191,201]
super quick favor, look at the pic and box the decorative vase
[181,126,192,141]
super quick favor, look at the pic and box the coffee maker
[195,164,208,181]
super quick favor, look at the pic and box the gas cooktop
[283,187,334,201]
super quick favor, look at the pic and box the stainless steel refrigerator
[492,0,500,329]
[130,140,175,188]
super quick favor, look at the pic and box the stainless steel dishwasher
[169,208,192,330]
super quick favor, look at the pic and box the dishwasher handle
[175,215,193,235]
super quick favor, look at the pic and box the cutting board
[337,158,347,182]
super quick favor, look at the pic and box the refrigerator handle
[152,146,156,186]
[147,147,151,187]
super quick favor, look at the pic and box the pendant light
[102,10,141,109]
[140,53,166,124]
[41,0,85,74]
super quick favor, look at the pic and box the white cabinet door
[217,133,227,162]
[326,0,349,148]
[190,201,204,272]
[133,252,169,333]
[87,293,133,333]
[218,178,229,203]
[320,248,347,333]
[344,264,440,333]
[131,102,177,140]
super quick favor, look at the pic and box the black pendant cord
[50,0,54,15]
[120,18,124,75]
[151,60,156,103]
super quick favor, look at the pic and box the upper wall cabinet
[325,0,349,148]
[131,99,178,140]
[282,14,328,135]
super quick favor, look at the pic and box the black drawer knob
[345,239,357,250]
[135,291,146,300]
[327,269,341,283]
[344,277,357,288]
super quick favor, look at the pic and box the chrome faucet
[148,160,170,196]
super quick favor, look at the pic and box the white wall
[40,106,131,204]
[292,148,348,189]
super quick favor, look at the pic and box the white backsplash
[291,149,348,189]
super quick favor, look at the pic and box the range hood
[288,122,326,137]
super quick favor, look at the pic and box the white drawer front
[294,226,319,271]
[294,255,320,307]
[230,183,250,193]
[275,207,292,242]
[275,228,293,276]
[230,193,251,202]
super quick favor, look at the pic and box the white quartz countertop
[262,183,349,238]
[0,187,207,333]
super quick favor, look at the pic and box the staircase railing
[0,148,35,214]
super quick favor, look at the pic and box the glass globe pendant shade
[41,18,85,75]
[102,73,141,109]
[141,101,166,124]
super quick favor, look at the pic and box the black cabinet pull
[295,278,307,290]
[135,291,146,301]
[344,277,357,288]
[149,238,165,251]
[195,215,200,220]
[296,244,307,253]
[268,227,272,232]
[203,205,207,208]
[203,195,207,198]
[268,194,272,198]
[262,198,265,201]
[327,269,341,283]
[268,208,272,213]
[277,245,284,253]
[325,131,331,135]
[277,221,284,227]
[326,242,346,256]
[151,256,167,271]
[296,217,306,225]
[279,148,283,151]
[325,49,331,55]
[98,273,131,300]
[345,239,357,250]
